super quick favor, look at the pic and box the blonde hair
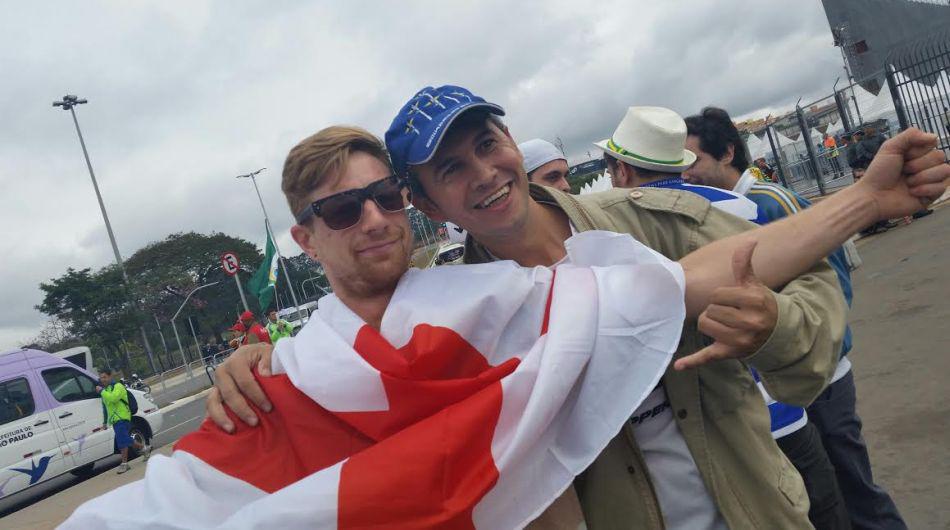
[281,126,391,216]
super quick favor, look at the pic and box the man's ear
[611,161,632,188]
[411,194,448,223]
[291,224,320,262]
[722,144,735,166]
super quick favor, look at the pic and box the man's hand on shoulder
[675,242,777,371]
[206,343,275,433]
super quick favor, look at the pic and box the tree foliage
[36,231,273,373]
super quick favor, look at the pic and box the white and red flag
[63,231,685,530]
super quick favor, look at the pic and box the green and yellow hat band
[606,138,684,166]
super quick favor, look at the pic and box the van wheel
[128,424,148,458]
[70,462,96,477]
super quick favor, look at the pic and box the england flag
[62,231,686,530]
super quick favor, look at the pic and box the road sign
[220,252,240,276]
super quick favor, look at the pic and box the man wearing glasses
[203,86,947,528]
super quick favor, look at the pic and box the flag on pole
[247,227,279,311]
[63,231,686,530]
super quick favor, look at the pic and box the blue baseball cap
[385,85,505,177]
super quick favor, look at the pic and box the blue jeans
[807,370,906,530]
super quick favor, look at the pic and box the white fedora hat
[594,106,696,172]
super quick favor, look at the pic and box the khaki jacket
[465,185,847,529]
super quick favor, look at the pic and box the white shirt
[552,229,726,530]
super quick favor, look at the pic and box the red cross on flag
[64,231,685,530]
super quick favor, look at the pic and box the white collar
[732,169,758,196]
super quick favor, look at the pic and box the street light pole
[170,281,220,378]
[237,168,302,313]
[53,94,156,373]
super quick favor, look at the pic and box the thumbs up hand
[674,241,778,371]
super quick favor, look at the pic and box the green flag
[247,228,279,311]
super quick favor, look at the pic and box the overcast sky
[0,0,845,349]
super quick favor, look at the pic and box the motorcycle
[123,373,152,395]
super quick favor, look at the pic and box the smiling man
[206,85,948,529]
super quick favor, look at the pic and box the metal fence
[747,30,950,198]
[148,348,234,407]
[886,30,950,154]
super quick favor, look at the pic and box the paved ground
[1,207,946,528]
[150,368,215,407]
[846,204,949,529]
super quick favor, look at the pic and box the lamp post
[53,94,157,373]
[170,281,220,378]
[301,277,329,300]
[236,168,302,313]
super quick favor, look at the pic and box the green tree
[36,265,138,371]
[37,232,264,373]
[124,232,263,363]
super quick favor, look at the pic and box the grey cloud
[0,0,845,349]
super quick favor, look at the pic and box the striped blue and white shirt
[642,177,767,223]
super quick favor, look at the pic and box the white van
[277,301,319,334]
[52,346,95,372]
[0,348,164,499]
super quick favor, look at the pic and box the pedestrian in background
[98,367,150,474]
[518,138,572,193]
[266,310,294,343]
[240,310,272,344]
[824,132,843,178]
[685,107,906,530]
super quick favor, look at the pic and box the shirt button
[629,190,644,199]
[677,409,688,419]
[627,465,636,475]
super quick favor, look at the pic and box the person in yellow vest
[266,310,294,343]
[98,367,150,474]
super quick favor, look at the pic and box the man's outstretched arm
[681,128,946,314]
[676,128,946,372]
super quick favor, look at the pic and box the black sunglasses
[295,175,411,230]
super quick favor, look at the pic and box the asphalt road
[0,397,207,518]
[150,370,215,408]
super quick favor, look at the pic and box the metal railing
[149,348,234,407]
[886,30,950,154]
[745,29,949,198]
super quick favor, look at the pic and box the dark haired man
[97,368,150,474]
[685,106,906,530]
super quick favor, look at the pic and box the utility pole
[237,168,302,313]
[53,94,157,373]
